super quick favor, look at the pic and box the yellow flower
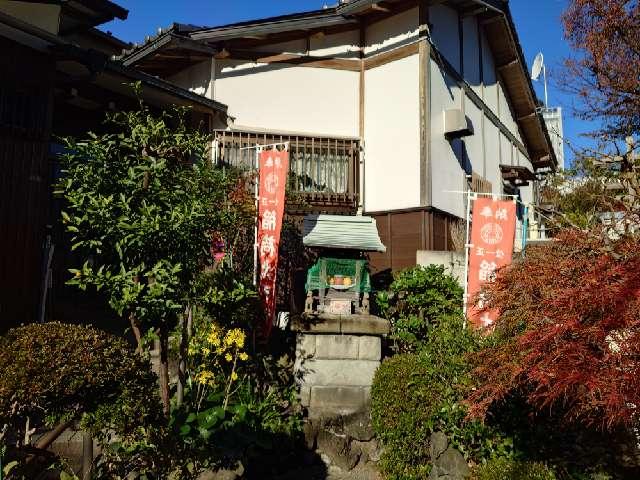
[224,353,233,362]
[206,324,222,346]
[224,328,246,349]
[202,347,210,355]
[238,352,249,361]
[195,370,215,386]
[207,332,221,346]
[231,371,238,381]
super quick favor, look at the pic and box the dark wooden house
[0,0,229,331]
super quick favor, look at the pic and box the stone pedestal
[293,313,389,418]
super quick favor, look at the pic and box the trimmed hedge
[371,353,433,479]
[0,322,162,441]
[371,315,514,479]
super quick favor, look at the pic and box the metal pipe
[462,191,474,326]
[253,146,260,286]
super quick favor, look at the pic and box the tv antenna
[531,52,548,108]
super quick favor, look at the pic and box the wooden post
[176,306,191,407]
[81,431,93,480]
[419,2,432,207]
[158,327,170,416]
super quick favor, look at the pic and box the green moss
[473,458,557,480]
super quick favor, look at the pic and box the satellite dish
[531,52,544,81]
[531,52,548,107]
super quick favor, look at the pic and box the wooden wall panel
[431,211,449,251]
[368,208,457,279]
[391,211,424,271]
[0,136,50,330]
[0,38,54,332]
[369,214,391,273]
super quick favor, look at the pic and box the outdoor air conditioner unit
[444,108,473,139]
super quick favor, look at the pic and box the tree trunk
[158,326,171,416]
[129,312,143,354]
[176,306,191,407]
[34,419,74,450]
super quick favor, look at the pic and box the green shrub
[473,458,557,480]
[371,315,513,480]
[0,322,164,479]
[376,265,463,351]
[371,353,432,479]
[0,322,162,442]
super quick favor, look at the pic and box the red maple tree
[467,229,640,430]
[562,0,640,138]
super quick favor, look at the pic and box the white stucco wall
[464,96,484,175]
[429,4,460,73]
[484,121,501,194]
[497,80,521,142]
[480,29,498,114]
[310,30,360,58]
[364,54,420,212]
[500,133,513,167]
[365,7,419,55]
[252,39,307,55]
[430,58,466,218]
[519,183,534,205]
[168,59,213,99]
[213,60,358,137]
[462,16,481,96]
[158,7,538,214]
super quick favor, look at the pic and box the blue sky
[102,1,595,166]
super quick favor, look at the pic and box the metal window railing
[213,130,359,199]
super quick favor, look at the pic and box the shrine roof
[303,215,386,253]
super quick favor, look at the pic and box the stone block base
[295,323,386,418]
[309,386,367,417]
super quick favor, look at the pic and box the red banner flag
[257,148,289,337]
[467,197,517,329]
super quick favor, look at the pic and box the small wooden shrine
[294,215,388,419]
[302,215,386,317]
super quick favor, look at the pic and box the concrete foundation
[293,314,389,418]
[416,250,466,286]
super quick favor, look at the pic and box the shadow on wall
[450,136,472,177]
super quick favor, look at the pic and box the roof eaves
[87,27,132,51]
[482,0,558,169]
[459,0,556,169]
[189,11,356,42]
[189,7,335,33]
[67,0,127,22]
[117,23,216,64]
[336,0,382,15]
[0,10,226,115]
[118,31,175,64]
[105,61,229,114]
[501,5,557,168]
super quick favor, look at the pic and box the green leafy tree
[57,88,252,414]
